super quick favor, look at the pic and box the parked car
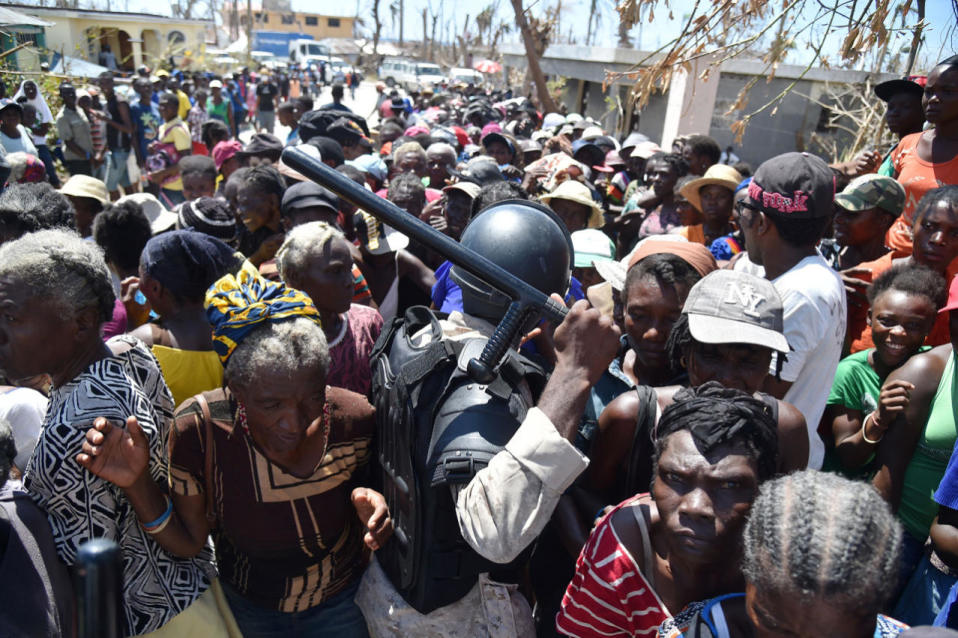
[378,57,411,87]
[449,67,483,86]
[408,62,444,91]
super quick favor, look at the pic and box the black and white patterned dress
[24,335,214,636]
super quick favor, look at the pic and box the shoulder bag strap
[629,500,655,589]
[193,393,216,528]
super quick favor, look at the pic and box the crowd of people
[0,52,956,638]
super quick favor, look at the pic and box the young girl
[822,264,946,476]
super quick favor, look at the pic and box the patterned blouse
[24,335,213,636]
[168,385,375,612]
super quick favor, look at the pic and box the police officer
[359,200,621,636]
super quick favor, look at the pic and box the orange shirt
[674,224,705,245]
[847,251,955,353]
[885,132,958,255]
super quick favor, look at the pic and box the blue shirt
[129,100,161,161]
[286,126,300,146]
[430,260,585,358]
[431,260,584,313]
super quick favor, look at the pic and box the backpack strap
[193,393,217,528]
[628,500,655,589]
[624,385,658,500]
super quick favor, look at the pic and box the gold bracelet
[861,412,884,444]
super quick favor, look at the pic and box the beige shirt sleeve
[452,407,589,564]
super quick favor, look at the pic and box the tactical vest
[369,306,549,614]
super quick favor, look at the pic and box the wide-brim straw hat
[678,164,743,212]
[539,179,604,229]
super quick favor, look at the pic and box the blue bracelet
[141,495,172,530]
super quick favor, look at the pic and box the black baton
[281,146,569,382]
[75,538,123,638]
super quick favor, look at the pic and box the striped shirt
[557,497,670,637]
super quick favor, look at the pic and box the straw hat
[631,141,662,159]
[539,180,604,229]
[60,174,109,205]
[678,164,743,213]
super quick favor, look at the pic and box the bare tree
[475,4,494,45]
[371,0,383,58]
[421,7,428,56]
[585,0,598,46]
[611,0,933,141]
[905,0,926,74]
[510,0,557,112]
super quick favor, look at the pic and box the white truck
[288,39,331,68]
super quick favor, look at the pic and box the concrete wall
[501,42,894,165]
[708,72,828,169]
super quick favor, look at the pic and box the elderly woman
[0,230,222,636]
[557,383,779,637]
[658,470,906,637]
[277,221,383,396]
[77,262,392,637]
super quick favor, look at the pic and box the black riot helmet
[451,199,572,322]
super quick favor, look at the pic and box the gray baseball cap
[683,270,790,353]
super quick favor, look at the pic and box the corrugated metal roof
[0,5,54,28]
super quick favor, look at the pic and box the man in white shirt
[732,152,847,469]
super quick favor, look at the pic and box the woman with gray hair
[657,469,907,637]
[277,221,383,395]
[0,230,225,636]
[78,262,393,637]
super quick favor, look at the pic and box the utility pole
[246,0,252,66]
[399,0,404,47]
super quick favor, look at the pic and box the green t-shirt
[822,347,930,479]
[828,347,931,412]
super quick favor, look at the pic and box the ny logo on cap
[724,282,766,318]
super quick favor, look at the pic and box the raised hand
[839,266,872,308]
[76,416,150,489]
[553,298,622,388]
[873,378,916,436]
[351,487,394,551]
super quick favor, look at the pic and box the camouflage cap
[834,174,905,216]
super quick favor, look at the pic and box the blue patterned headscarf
[205,261,321,365]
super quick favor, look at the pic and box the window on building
[328,17,340,27]
[816,106,834,132]
[168,30,185,44]
[256,12,268,22]
[305,16,318,25]
[14,32,40,47]
[281,13,295,24]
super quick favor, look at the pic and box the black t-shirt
[256,82,278,111]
